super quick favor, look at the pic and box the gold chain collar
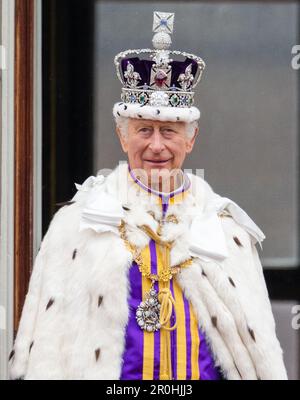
[118,220,193,282]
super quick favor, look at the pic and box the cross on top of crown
[152,11,175,35]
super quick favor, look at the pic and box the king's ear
[116,126,128,153]
[186,126,199,153]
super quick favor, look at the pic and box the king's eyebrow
[160,125,177,130]
[135,125,177,131]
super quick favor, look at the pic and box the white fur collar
[73,163,265,263]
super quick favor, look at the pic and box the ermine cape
[9,163,287,380]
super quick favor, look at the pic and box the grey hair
[114,114,198,139]
[115,115,129,138]
[186,120,199,139]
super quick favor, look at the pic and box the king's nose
[148,131,165,153]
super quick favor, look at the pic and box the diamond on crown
[149,91,169,106]
[178,63,194,91]
[124,61,141,88]
[152,11,174,35]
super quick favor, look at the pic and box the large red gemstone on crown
[154,70,168,87]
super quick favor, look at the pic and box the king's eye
[139,127,151,132]
[162,128,175,133]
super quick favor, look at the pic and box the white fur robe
[8,163,288,380]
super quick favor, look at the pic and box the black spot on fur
[138,114,142,118]
[46,298,55,311]
[233,236,243,247]
[122,205,130,211]
[228,277,236,287]
[98,296,103,308]
[72,249,77,260]
[119,102,123,105]
[147,211,155,219]
[95,348,101,362]
[8,350,15,361]
[211,316,218,328]
[117,111,120,116]
[29,341,34,353]
[248,326,256,342]
[177,117,180,121]
[202,270,207,277]
[124,105,127,110]
[156,109,160,114]
[233,362,242,379]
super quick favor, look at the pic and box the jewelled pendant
[136,287,161,332]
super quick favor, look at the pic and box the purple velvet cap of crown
[120,57,198,90]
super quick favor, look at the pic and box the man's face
[116,118,198,182]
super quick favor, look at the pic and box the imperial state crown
[113,11,205,123]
